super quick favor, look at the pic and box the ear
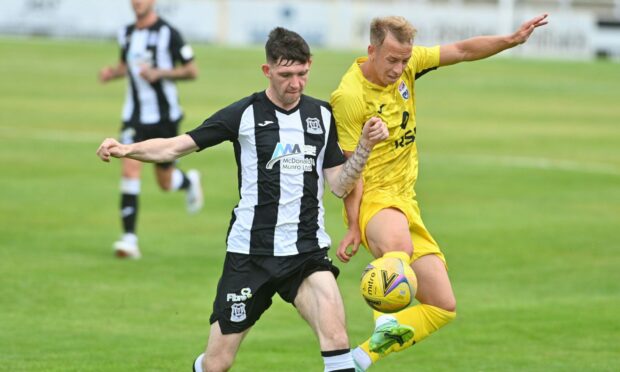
[307,58,313,69]
[261,63,270,78]
[367,44,375,60]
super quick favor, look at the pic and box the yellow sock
[359,304,456,363]
[382,251,411,264]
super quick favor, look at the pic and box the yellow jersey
[330,46,440,199]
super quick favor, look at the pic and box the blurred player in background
[97,27,389,371]
[331,13,548,370]
[99,0,201,259]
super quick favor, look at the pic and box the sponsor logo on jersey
[306,117,323,134]
[398,81,410,100]
[227,287,253,302]
[147,31,158,46]
[394,129,416,149]
[257,120,274,127]
[266,143,317,172]
[230,303,247,322]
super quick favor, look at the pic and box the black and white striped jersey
[117,18,194,125]
[188,92,346,256]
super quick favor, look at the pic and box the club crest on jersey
[266,143,316,172]
[398,81,410,100]
[306,117,323,134]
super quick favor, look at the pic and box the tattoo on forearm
[335,141,371,198]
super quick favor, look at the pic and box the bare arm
[140,60,198,83]
[99,61,127,83]
[324,117,388,199]
[96,134,198,164]
[336,168,363,263]
[439,13,548,66]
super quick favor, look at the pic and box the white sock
[352,347,372,371]
[120,177,141,194]
[193,353,204,372]
[170,168,184,191]
[121,233,137,244]
[322,349,355,371]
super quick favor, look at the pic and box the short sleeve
[322,114,346,169]
[187,108,238,151]
[169,27,194,65]
[409,45,440,78]
[117,27,129,63]
[330,89,366,153]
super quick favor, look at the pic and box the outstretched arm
[439,13,548,66]
[96,134,198,164]
[324,117,388,199]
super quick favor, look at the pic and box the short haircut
[265,27,312,66]
[370,16,417,46]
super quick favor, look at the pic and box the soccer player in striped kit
[97,27,389,371]
[99,0,201,259]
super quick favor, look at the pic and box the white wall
[0,0,603,59]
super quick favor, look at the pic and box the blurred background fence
[1,0,619,59]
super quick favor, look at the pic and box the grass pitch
[0,37,619,371]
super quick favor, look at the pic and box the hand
[512,13,548,45]
[99,66,116,83]
[139,65,162,83]
[360,117,389,148]
[336,227,361,263]
[96,138,127,162]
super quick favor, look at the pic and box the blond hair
[370,16,417,46]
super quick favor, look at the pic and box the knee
[420,292,456,313]
[443,298,457,313]
[437,295,457,313]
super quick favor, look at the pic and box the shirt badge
[306,117,323,135]
[398,81,410,100]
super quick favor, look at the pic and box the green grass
[1,36,619,371]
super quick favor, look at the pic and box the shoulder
[154,18,172,30]
[301,95,330,110]
[117,24,134,45]
[331,61,365,103]
[410,45,441,67]
[215,92,260,118]
[152,18,181,36]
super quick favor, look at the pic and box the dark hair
[265,27,311,65]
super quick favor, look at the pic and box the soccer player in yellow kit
[330,14,548,370]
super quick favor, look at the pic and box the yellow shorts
[358,192,446,265]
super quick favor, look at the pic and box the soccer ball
[360,256,417,313]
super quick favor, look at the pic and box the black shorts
[210,249,340,334]
[119,119,181,167]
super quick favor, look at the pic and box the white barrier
[0,0,601,59]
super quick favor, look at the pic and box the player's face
[131,0,155,18]
[369,32,412,86]
[263,59,311,109]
